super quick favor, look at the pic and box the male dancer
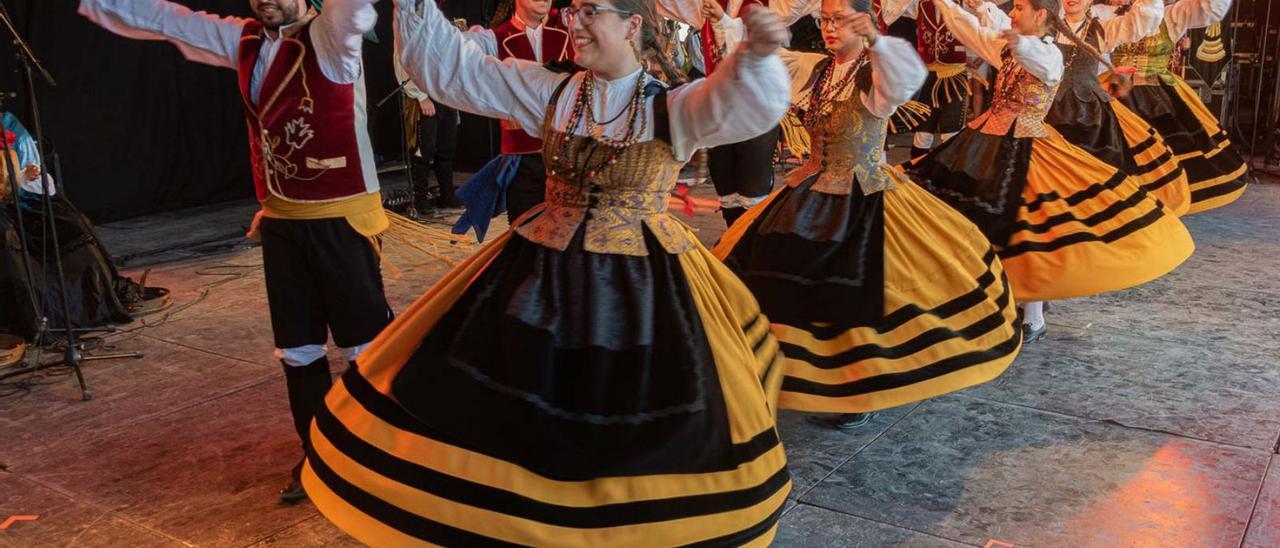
[703,0,782,227]
[449,0,574,240]
[79,0,392,503]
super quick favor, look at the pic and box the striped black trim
[1015,180,1152,237]
[745,315,768,355]
[1022,171,1129,213]
[1135,158,1184,194]
[312,402,791,531]
[796,249,1001,341]
[1000,199,1166,257]
[308,446,520,546]
[744,313,783,383]
[1181,152,1246,186]
[759,351,781,388]
[340,369,783,472]
[1128,132,1158,157]
[1190,173,1248,203]
[778,269,1014,369]
[685,502,786,547]
[780,273,1021,397]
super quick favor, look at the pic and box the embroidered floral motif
[789,92,894,196]
[1111,21,1176,86]
[283,117,315,150]
[974,52,1058,138]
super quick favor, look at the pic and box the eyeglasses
[561,4,634,27]
[814,12,855,30]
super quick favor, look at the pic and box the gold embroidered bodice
[786,95,893,195]
[515,114,692,256]
[971,51,1059,138]
[1111,21,1176,86]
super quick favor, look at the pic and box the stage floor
[2,170,1280,547]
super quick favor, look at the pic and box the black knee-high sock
[282,357,333,448]
[721,207,746,227]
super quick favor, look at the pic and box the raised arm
[667,8,791,159]
[934,0,1007,66]
[667,50,792,159]
[1165,0,1232,42]
[713,13,746,51]
[777,48,829,97]
[77,0,245,69]
[656,0,711,27]
[862,36,928,118]
[1096,0,1163,52]
[881,0,921,26]
[310,0,378,84]
[394,0,565,135]
[973,0,1011,31]
[770,0,821,26]
[391,4,429,102]
[935,0,1061,85]
[462,26,501,57]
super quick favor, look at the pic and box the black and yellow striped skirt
[1114,77,1248,214]
[303,222,791,546]
[714,168,1021,413]
[908,126,1195,302]
[1045,92,1192,216]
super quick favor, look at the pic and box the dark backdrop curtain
[0,0,415,223]
[0,0,569,222]
[1,0,254,222]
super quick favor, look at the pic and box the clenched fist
[847,12,879,46]
[742,4,786,57]
[1000,29,1022,50]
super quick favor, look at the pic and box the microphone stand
[377,79,419,218]
[0,4,140,399]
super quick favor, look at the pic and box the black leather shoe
[1022,323,1048,343]
[280,479,307,505]
[808,412,877,430]
[279,459,307,505]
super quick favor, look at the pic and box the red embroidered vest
[493,16,573,155]
[237,20,377,203]
[917,0,967,65]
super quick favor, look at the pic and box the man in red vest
[447,0,574,241]
[883,0,973,157]
[700,0,781,227]
[79,0,392,503]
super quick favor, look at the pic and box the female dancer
[712,0,1023,429]
[1052,0,1192,214]
[1102,0,1246,214]
[300,0,796,545]
[907,0,1194,342]
[971,0,1192,213]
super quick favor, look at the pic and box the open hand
[23,163,39,182]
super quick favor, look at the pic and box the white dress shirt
[1094,0,1231,44]
[394,0,791,162]
[933,0,1065,86]
[78,0,377,101]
